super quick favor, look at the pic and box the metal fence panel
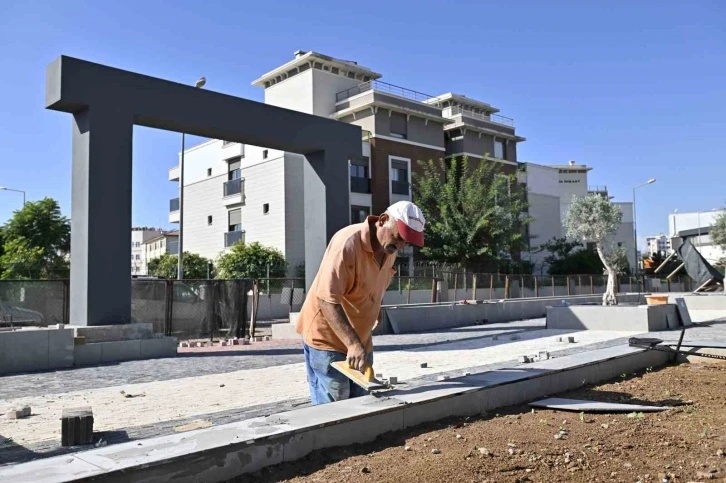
[0,280,67,326]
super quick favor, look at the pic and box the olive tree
[564,194,623,305]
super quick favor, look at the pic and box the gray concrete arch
[46,56,361,326]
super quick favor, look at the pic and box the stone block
[388,376,398,385]
[74,343,102,367]
[48,327,75,370]
[71,323,153,343]
[0,329,50,374]
[100,339,141,363]
[538,351,550,361]
[6,405,31,419]
[139,337,177,359]
[62,407,94,447]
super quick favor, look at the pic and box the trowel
[330,361,387,392]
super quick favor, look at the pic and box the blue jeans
[304,344,373,405]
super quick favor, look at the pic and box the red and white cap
[387,201,426,248]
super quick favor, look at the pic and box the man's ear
[378,213,389,226]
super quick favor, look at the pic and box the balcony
[169,165,180,181]
[224,230,245,248]
[391,180,410,196]
[350,176,370,194]
[443,105,515,128]
[334,80,446,122]
[169,198,179,223]
[223,178,245,207]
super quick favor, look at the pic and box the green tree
[711,205,726,251]
[565,194,623,305]
[412,155,532,270]
[215,242,287,279]
[537,237,604,275]
[148,252,212,279]
[1,198,70,279]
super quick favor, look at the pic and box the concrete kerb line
[0,344,671,482]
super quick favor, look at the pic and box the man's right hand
[346,342,367,373]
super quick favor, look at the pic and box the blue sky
[1,0,724,250]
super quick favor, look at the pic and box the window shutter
[228,209,241,226]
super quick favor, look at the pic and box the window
[449,128,464,141]
[494,138,506,159]
[208,215,213,225]
[228,157,241,181]
[135,254,140,260]
[331,67,339,75]
[207,168,212,177]
[228,209,242,232]
[263,203,270,215]
[390,158,410,196]
[351,205,370,224]
[262,149,269,159]
[390,112,407,139]
[349,157,370,193]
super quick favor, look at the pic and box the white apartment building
[646,234,672,256]
[169,50,525,273]
[521,161,636,273]
[131,227,162,275]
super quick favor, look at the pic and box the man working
[296,201,426,405]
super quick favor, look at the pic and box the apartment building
[521,161,636,273]
[646,234,672,256]
[143,230,179,268]
[169,50,525,271]
[131,227,163,275]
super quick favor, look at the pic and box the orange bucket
[645,294,669,306]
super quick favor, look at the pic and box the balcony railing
[225,230,245,247]
[442,105,515,127]
[350,176,371,194]
[223,178,244,197]
[336,80,441,107]
[391,180,410,196]
[588,185,608,192]
[169,198,179,212]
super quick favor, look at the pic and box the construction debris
[388,376,398,385]
[5,405,31,420]
[529,398,669,413]
[61,407,94,447]
[437,375,450,381]
[420,362,428,368]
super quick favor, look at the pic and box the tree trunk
[596,243,618,306]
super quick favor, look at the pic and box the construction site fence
[0,275,694,339]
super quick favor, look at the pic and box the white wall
[284,153,306,270]
[525,163,560,197]
[669,210,726,237]
[558,168,590,223]
[264,70,314,114]
[312,68,362,116]
[525,192,563,273]
[132,229,162,275]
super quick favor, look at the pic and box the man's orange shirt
[295,216,396,354]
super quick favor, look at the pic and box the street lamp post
[632,179,656,274]
[177,76,207,281]
[0,186,26,206]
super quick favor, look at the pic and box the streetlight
[0,186,26,206]
[177,76,207,281]
[633,178,656,273]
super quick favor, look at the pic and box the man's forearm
[318,299,363,350]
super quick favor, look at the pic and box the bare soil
[238,361,726,483]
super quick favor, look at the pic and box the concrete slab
[73,343,102,367]
[385,294,642,334]
[529,397,669,412]
[72,323,154,343]
[139,337,177,359]
[669,293,726,311]
[0,455,105,483]
[98,339,141,363]
[271,322,301,339]
[0,329,50,374]
[546,304,680,332]
[48,327,75,370]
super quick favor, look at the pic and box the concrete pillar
[70,107,133,325]
[303,149,351,290]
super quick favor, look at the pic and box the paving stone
[61,407,94,447]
